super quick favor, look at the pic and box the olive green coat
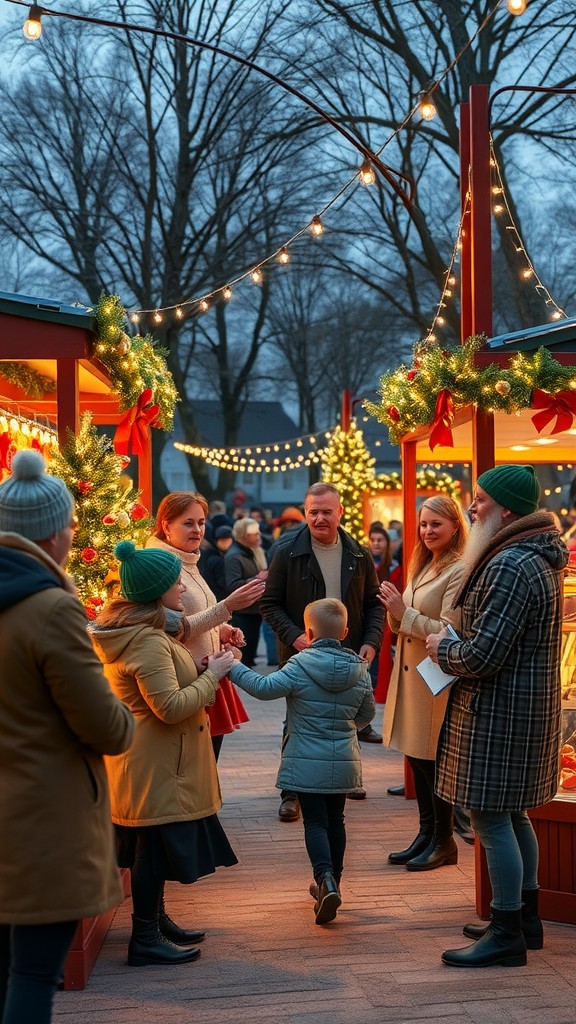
[382,559,465,760]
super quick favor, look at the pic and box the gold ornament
[495,380,511,396]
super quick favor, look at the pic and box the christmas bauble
[495,380,511,396]
[116,511,131,528]
[130,503,148,521]
[78,480,94,495]
[407,369,418,381]
[102,513,117,525]
[81,547,98,563]
[386,405,400,423]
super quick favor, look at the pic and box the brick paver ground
[54,683,576,1024]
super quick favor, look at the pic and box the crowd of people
[0,458,569,1021]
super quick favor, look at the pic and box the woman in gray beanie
[0,451,134,1024]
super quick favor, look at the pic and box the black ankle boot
[128,916,202,966]
[159,899,206,946]
[442,907,527,968]
[406,834,458,871]
[314,872,342,925]
[387,831,433,865]
[463,889,543,950]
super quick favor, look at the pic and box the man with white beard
[426,465,568,969]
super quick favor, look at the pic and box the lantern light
[310,216,324,237]
[418,94,437,121]
[359,159,376,186]
[23,4,42,39]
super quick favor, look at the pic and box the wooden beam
[56,360,79,446]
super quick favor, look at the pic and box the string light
[507,0,528,14]
[174,426,338,472]
[490,141,568,321]
[23,4,42,39]
[250,268,263,284]
[277,247,290,264]
[310,216,324,237]
[418,94,437,121]
[175,306,184,319]
[424,192,469,344]
[199,298,210,313]
[153,311,162,324]
[222,286,233,301]
[359,159,376,186]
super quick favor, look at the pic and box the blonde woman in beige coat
[90,541,236,968]
[380,496,467,871]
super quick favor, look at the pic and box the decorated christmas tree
[47,413,153,614]
[320,423,375,542]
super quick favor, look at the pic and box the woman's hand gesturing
[378,581,406,620]
[224,576,266,612]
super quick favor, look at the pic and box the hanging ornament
[116,333,131,356]
[407,369,418,381]
[116,510,131,528]
[130,503,149,521]
[81,547,99,563]
[84,595,105,620]
[495,380,511,396]
[77,480,94,495]
[120,455,131,469]
[102,513,117,525]
[386,405,400,423]
[430,390,455,450]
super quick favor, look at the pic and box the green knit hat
[476,464,540,516]
[114,540,181,603]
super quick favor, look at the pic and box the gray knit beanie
[0,450,74,541]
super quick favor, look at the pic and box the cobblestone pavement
[54,684,576,1024]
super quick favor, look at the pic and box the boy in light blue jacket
[228,598,376,925]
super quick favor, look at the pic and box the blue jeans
[470,809,539,911]
[296,792,347,883]
[0,919,78,1024]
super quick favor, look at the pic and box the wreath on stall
[366,335,576,449]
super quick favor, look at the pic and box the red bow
[531,389,576,435]
[430,390,455,450]
[114,389,159,456]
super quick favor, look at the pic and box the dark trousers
[296,792,347,883]
[0,919,78,1024]
[130,832,163,919]
[406,755,453,839]
[231,613,261,667]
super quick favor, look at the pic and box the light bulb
[199,298,210,313]
[250,268,263,284]
[222,286,233,301]
[418,94,437,121]
[23,4,42,39]
[175,306,184,319]
[310,216,324,237]
[359,158,376,186]
[153,311,162,324]
[507,0,527,14]
[277,247,290,265]
[130,313,140,324]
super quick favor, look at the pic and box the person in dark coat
[198,525,233,602]
[427,464,568,969]
[260,482,383,819]
[224,518,268,667]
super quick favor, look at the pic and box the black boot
[159,897,206,946]
[309,874,341,901]
[406,833,458,871]
[463,889,543,950]
[314,872,342,925]
[388,831,433,865]
[128,916,202,966]
[442,907,527,968]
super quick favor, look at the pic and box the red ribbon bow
[531,389,576,436]
[114,389,160,456]
[429,389,455,450]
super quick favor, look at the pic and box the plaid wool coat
[435,512,568,812]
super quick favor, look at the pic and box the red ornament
[85,606,97,620]
[130,503,149,521]
[78,481,94,495]
[430,390,455,450]
[120,456,131,470]
[81,547,98,563]
[407,369,418,381]
[102,514,117,525]
[386,405,400,423]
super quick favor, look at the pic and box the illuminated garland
[371,468,462,499]
[321,424,376,540]
[93,294,179,429]
[366,335,576,443]
[0,361,56,398]
[174,428,336,472]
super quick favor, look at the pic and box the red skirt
[206,676,249,737]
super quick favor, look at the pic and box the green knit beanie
[476,464,540,516]
[114,540,181,603]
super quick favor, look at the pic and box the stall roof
[487,317,576,352]
[0,290,93,331]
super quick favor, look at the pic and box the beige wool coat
[382,558,466,760]
[0,533,134,926]
[89,623,222,825]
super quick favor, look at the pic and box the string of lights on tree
[119,0,523,328]
[489,140,567,321]
[366,335,576,444]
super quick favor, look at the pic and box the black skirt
[115,814,238,884]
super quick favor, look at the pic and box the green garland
[371,468,462,499]
[92,294,178,430]
[0,361,56,398]
[366,335,576,443]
